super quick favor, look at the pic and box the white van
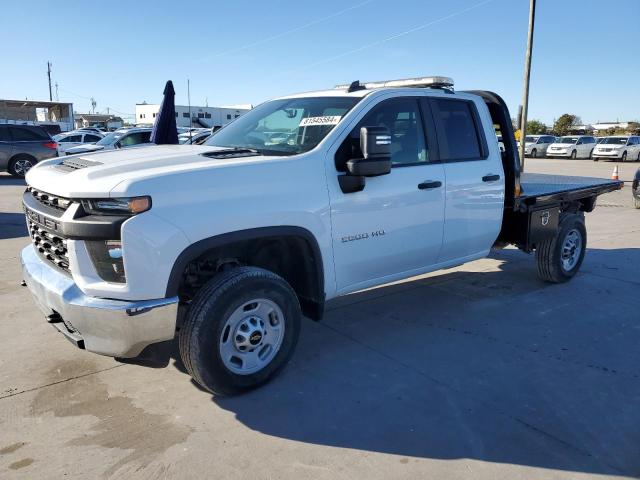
[547,135,597,159]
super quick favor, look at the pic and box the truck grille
[27,220,70,272]
[27,187,72,211]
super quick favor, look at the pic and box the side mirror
[346,126,392,177]
[114,141,122,149]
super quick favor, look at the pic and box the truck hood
[25,145,278,197]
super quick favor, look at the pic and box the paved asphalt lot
[1,158,639,479]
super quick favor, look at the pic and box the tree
[553,114,580,136]
[526,119,547,135]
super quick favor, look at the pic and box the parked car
[547,135,597,159]
[520,135,556,158]
[64,127,152,155]
[0,124,58,177]
[633,168,640,209]
[178,130,211,145]
[20,75,622,395]
[592,136,640,162]
[53,131,104,155]
[76,127,107,135]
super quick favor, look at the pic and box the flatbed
[517,173,623,209]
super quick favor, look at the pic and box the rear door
[0,125,13,170]
[328,95,446,292]
[426,95,504,263]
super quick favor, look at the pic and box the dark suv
[0,124,59,177]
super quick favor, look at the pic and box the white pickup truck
[21,76,621,395]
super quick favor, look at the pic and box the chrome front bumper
[21,245,179,357]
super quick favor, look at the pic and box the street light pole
[519,0,536,172]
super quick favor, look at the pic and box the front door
[327,96,445,293]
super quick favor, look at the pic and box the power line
[276,0,496,76]
[204,0,375,60]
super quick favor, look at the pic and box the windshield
[558,137,578,144]
[524,136,539,143]
[204,96,360,155]
[96,131,126,146]
[601,137,628,145]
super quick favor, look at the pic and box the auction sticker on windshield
[299,116,342,127]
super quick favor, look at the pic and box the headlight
[81,196,151,215]
[86,240,125,283]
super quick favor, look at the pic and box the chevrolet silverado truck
[21,76,622,395]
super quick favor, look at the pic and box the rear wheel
[621,151,627,162]
[536,213,587,283]
[179,266,301,395]
[8,155,37,178]
[570,150,577,159]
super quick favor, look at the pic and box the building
[135,102,252,129]
[74,114,124,131]
[569,122,637,135]
[0,99,74,133]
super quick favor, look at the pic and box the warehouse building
[135,102,251,129]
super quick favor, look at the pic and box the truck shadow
[130,247,640,477]
[0,212,28,239]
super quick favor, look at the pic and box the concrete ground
[1,158,639,479]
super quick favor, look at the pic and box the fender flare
[165,226,325,314]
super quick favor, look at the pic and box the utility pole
[519,0,536,171]
[187,79,192,143]
[47,61,53,101]
[91,97,97,114]
[55,82,59,101]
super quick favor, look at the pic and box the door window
[120,131,150,147]
[0,126,11,142]
[337,98,428,168]
[60,135,83,143]
[9,126,48,141]
[84,134,102,142]
[429,99,484,161]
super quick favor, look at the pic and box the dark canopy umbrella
[150,80,179,144]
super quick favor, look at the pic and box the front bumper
[21,245,178,357]
[547,150,571,157]
[593,150,623,159]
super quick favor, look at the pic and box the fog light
[86,240,126,283]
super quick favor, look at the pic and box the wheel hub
[234,316,266,352]
[561,229,582,271]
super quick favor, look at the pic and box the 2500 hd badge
[341,229,386,243]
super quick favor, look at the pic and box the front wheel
[536,213,587,283]
[570,150,577,159]
[621,151,627,162]
[179,266,301,395]
[531,148,537,158]
[634,197,640,209]
[589,149,594,159]
[8,155,37,178]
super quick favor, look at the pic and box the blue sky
[2,0,639,125]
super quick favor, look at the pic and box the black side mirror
[346,126,392,177]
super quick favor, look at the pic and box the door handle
[418,180,442,190]
[482,174,500,182]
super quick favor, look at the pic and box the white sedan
[592,136,640,162]
[53,131,104,155]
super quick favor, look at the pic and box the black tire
[637,151,640,162]
[179,266,301,395]
[531,148,537,158]
[634,197,640,209]
[621,151,627,162]
[8,155,37,178]
[589,149,594,159]
[570,150,577,159]
[536,213,587,283]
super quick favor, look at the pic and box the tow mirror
[346,126,392,177]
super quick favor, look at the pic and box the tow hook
[20,280,26,287]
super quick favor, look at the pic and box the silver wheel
[219,298,285,375]
[561,229,582,271]
[12,158,35,176]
